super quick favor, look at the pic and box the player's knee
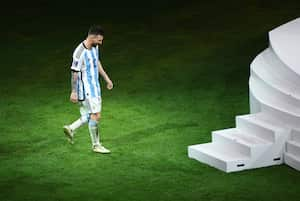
[81,114,89,123]
[89,114,96,120]
[90,113,100,121]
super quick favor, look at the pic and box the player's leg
[88,112,101,147]
[63,102,89,143]
[87,97,111,154]
[88,113,110,154]
[70,102,90,131]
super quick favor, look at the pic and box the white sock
[69,115,88,131]
[88,119,101,147]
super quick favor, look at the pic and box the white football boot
[93,145,111,154]
[63,125,74,144]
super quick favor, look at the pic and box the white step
[286,140,300,156]
[212,128,272,157]
[250,73,300,113]
[188,143,250,172]
[249,77,300,128]
[291,129,300,143]
[284,152,300,171]
[251,48,300,97]
[264,47,300,86]
[258,100,300,129]
[236,113,285,143]
[269,18,300,76]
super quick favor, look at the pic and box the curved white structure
[188,18,300,172]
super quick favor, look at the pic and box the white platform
[188,18,300,172]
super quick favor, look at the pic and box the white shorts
[79,96,102,115]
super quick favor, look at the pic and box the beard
[92,42,102,47]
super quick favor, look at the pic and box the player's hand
[70,91,78,103]
[106,80,113,90]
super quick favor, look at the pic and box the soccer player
[63,25,113,154]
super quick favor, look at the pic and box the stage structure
[188,18,300,172]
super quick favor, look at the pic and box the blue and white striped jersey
[70,42,101,101]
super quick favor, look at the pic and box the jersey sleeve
[70,54,81,72]
[70,45,85,72]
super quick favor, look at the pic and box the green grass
[1,1,300,200]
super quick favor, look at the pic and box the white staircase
[188,18,300,172]
[285,129,300,170]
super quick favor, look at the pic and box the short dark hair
[88,25,104,36]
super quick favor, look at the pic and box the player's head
[88,25,104,47]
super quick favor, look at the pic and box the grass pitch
[1,1,300,200]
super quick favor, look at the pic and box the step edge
[188,143,250,162]
[213,128,273,147]
[236,114,286,133]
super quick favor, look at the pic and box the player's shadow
[108,122,199,145]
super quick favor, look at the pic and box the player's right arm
[69,54,81,103]
[70,70,79,103]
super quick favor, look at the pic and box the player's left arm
[98,61,113,90]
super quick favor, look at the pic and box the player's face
[91,35,104,47]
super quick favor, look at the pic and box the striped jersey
[70,42,101,101]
